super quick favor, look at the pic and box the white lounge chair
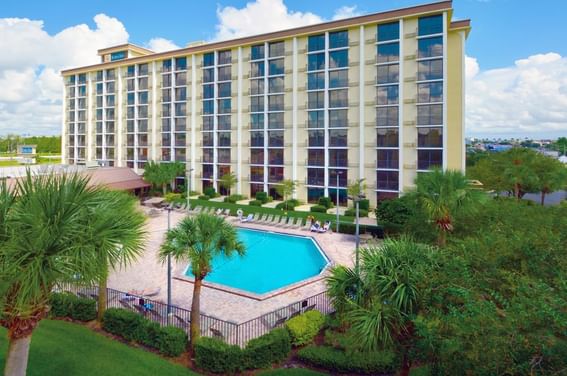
[271,215,281,226]
[214,208,223,216]
[241,214,254,222]
[276,216,288,226]
[292,217,304,229]
[262,214,274,224]
[318,221,331,233]
[252,213,261,222]
[258,214,268,223]
[310,221,322,232]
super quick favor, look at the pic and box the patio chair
[283,217,295,228]
[274,216,286,226]
[209,325,230,341]
[252,213,261,222]
[292,217,304,229]
[222,208,231,217]
[241,214,254,222]
[173,314,190,330]
[214,208,223,216]
[271,215,281,226]
[77,292,91,300]
[191,206,202,214]
[302,219,312,231]
[258,214,268,223]
[262,214,274,224]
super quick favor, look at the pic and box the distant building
[559,155,567,164]
[17,144,37,164]
[486,144,512,152]
[539,150,560,158]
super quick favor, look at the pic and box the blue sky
[0,0,566,138]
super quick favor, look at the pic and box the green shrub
[49,292,96,322]
[318,197,333,209]
[203,187,216,197]
[249,199,263,206]
[344,208,368,217]
[310,205,328,213]
[275,199,300,211]
[195,337,243,374]
[136,320,161,348]
[244,328,291,369]
[285,310,325,346]
[189,190,199,196]
[198,195,210,200]
[102,308,144,342]
[225,194,245,203]
[164,192,182,204]
[156,326,188,357]
[297,345,397,374]
[359,199,370,211]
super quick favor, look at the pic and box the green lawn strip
[0,320,196,376]
[257,369,327,376]
[189,199,354,226]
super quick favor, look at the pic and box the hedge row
[195,328,291,373]
[285,310,325,346]
[102,308,187,357]
[297,345,397,374]
[49,292,97,321]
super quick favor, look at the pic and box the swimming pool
[185,228,329,295]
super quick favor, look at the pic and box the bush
[285,310,325,346]
[344,208,368,217]
[102,308,144,342]
[225,194,245,203]
[156,326,188,357]
[244,328,291,369]
[249,199,263,206]
[276,199,300,211]
[198,195,210,200]
[318,197,333,209]
[203,187,216,197]
[255,192,272,204]
[49,292,96,322]
[195,337,244,374]
[310,205,328,213]
[297,345,397,374]
[359,199,370,211]
[136,320,162,348]
[375,195,416,234]
[164,192,182,204]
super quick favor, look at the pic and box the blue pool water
[185,228,328,294]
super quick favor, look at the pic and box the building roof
[97,43,154,56]
[62,0,469,75]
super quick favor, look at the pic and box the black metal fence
[54,283,333,348]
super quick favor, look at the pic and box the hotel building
[61,1,470,206]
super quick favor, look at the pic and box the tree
[275,179,297,211]
[502,148,539,200]
[548,136,567,156]
[85,190,146,321]
[412,169,486,247]
[163,162,185,193]
[532,153,567,205]
[143,161,169,195]
[326,237,437,376]
[218,172,238,196]
[158,214,245,353]
[0,173,141,376]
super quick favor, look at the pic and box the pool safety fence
[54,283,334,347]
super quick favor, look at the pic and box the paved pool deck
[107,208,365,324]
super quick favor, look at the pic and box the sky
[0,0,566,138]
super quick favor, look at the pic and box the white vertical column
[442,11,448,170]
[151,62,158,161]
[398,20,404,192]
[237,47,243,194]
[263,43,269,193]
[61,85,66,163]
[116,68,124,166]
[86,74,93,161]
[323,32,330,198]
[191,55,197,189]
[213,52,218,191]
[292,37,298,198]
[358,25,365,181]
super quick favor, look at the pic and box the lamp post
[347,179,366,277]
[165,205,173,322]
[186,167,194,213]
[335,171,344,233]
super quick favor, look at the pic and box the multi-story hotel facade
[61,1,470,206]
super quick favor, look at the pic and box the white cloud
[146,37,180,52]
[213,0,363,41]
[466,52,567,138]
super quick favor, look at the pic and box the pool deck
[107,208,364,324]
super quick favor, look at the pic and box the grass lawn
[258,369,327,375]
[189,198,356,227]
[0,320,196,376]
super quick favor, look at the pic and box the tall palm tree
[326,237,436,376]
[143,161,169,195]
[218,172,238,196]
[413,169,485,247]
[0,173,108,376]
[84,190,146,321]
[158,214,245,353]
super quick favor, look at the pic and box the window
[162,59,172,72]
[251,62,264,77]
[308,111,324,128]
[175,57,187,70]
[378,22,399,42]
[418,14,443,36]
[202,133,213,147]
[377,43,399,65]
[417,104,442,125]
[308,34,325,52]
[329,89,348,108]
[250,96,264,112]
[376,85,399,105]
[127,66,135,78]
[329,109,347,127]
[269,58,284,75]
[308,149,324,166]
[329,70,348,88]
[162,104,171,117]
[376,128,399,147]
[138,92,148,104]
[251,44,264,60]
[376,149,399,170]
[203,53,214,67]
[218,98,231,114]
[96,71,103,81]
[308,53,325,71]
[251,131,264,147]
[202,116,213,131]
[203,68,214,83]
[308,92,324,109]
[138,64,148,76]
[269,41,284,57]
[377,64,399,84]
[218,82,231,98]
[268,77,284,93]
[96,96,103,108]
[203,84,214,99]
[329,50,348,69]
[106,69,115,80]
[417,150,443,170]
[329,149,348,167]
[175,117,186,131]
[175,87,187,101]
[218,149,231,163]
[106,82,115,93]
[250,79,264,95]
[96,83,103,94]
[250,166,264,181]
[175,103,186,116]
[376,170,399,190]
[417,82,443,103]
[418,127,443,147]
[162,89,171,102]
[376,107,398,127]
[78,73,86,84]
[218,115,231,130]
[127,106,135,119]
[308,72,325,90]
[251,113,264,129]
[308,130,324,147]
[138,105,148,118]
[268,131,283,147]
[202,164,214,179]
[268,149,284,165]
[78,85,86,96]
[218,50,231,65]
[138,77,148,90]
[250,149,264,164]
[138,120,148,132]
[162,74,171,87]
[268,95,283,111]
[268,167,284,183]
[329,129,347,147]
[268,113,284,129]
[329,30,348,49]
[203,100,214,115]
[418,37,443,59]
[218,132,231,146]
[307,169,325,186]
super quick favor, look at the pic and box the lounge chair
[271,215,281,226]
[284,217,296,228]
[222,208,231,217]
[302,219,312,231]
[241,214,254,222]
[258,214,268,223]
[214,208,223,216]
[252,213,261,222]
[173,314,190,330]
[262,214,273,224]
[276,216,288,227]
[318,221,331,233]
[310,221,322,232]
[292,217,304,229]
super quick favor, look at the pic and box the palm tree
[0,173,124,376]
[158,214,245,353]
[275,179,297,211]
[143,161,169,195]
[218,172,238,196]
[84,190,146,321]
[326,237,436,376]
[413,169,485,247]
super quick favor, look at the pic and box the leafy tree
[412,169,486,247]
[532,153,567,205]
[158,214,245,353]
[548,136,567,156]
[143,161,169,195]
[275,179,298,211]
[0,173,145,376]
[218,172,238,195]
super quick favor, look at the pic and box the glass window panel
[218,115,231,130]
[268,149,284,165]
[203,68,214,83]
[127,66,135,77]
[162,104,171,117]
[218,66,231,81]
[268,58,284,76]
[269,41,285,57]
[418,127,443,147]
[307,169,325,187]
[138,105,148,118]
[308,53,325,71]
[96,96,103,108]
[138,78,148,90]
[418,37,443,59]
[329,149,348,167]
[308,149,325,166]
[417,82,443,103]
[250,131,264,147]
[218,98,231,114]
[378,22,400,42]
[376,170,399,190]
[377,106,399,127]
[329,109,347,128]
[218,149,231,163]
[417,149,443,170]
[250,113,264,129]
[175,87,187,101]
[218,82,231,97]
[138,92,148,104]
[308,111,324,128]
[329,30,348,49]
[417,104,443,125]
[138,63,148,76]
[250,62,265,78]
[105,82,114,93]
[250,149,264,164]
[377,149,399,169]
[202,133,214,147]
[250,166,264,182]
[175,57,187,70]
[329,70,348,88]
[162,59,172,72]
[308,91,324,109]
[251,44,264,60]
[96,71,103,81]
[175,72,186,86]
[308,130,324,147]
[268,112,284,129]
[268,131,283,147]
[250,78,264,95]
[377,64,399,84]
[162,89,171,102]
[329,129,347,147]
[96,83,103,94]
[376,128,399,147]
[218,50,232,65]
[268,77,284,93]
[417,59,443,81]
[329,50,348,68]
[175,103,186,116]
[106,69,115,80]
[376,85,399,105]
[162,74,171,88]
[174,117,186,131]
[203,53,214,67]
[329,89,348,108]
[308,34,325,52]
[202,116,214,131]
[268,95,283,111]
[203,100,214,115]
[268,167,283,183]
[203,84,214,99]
[250,96,264,112]
[308,72,325,90]
[418,14,443,36]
